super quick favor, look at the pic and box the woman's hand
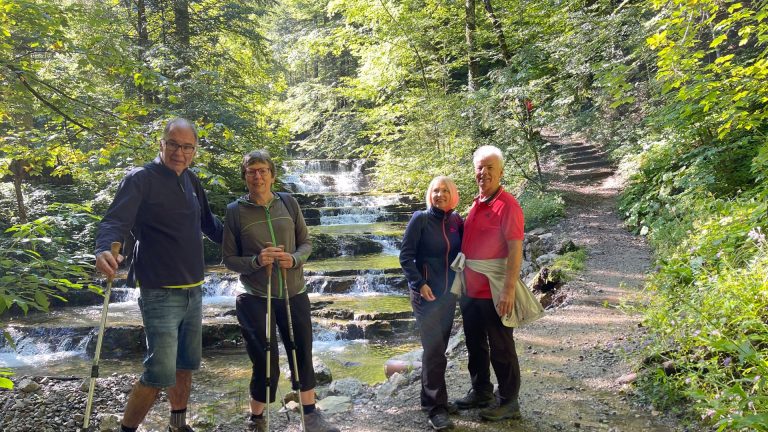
[275,251,294,269]
[257,245,283,267]
[420,284,436,301]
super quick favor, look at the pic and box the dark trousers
[411,290,456,416]
[236,291,316,403]
[459,296,520,403]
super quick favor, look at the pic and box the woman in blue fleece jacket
[399,175,462,431]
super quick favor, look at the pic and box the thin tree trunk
[482,0,511,64]
[10,160,28,224]
[465,0,480,91]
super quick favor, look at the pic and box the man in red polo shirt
[454,145,524,421]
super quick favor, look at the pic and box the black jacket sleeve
[190,173,223,244]
[399,211,426,292]
[95,171,144,255]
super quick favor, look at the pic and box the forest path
[327,135,686,432]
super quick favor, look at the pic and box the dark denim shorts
[138,286,203,388]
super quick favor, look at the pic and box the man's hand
[420,284,436,301]
[95,250,123,279]
[497,284,516,317]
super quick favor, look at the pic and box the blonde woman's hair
[425,176,460,210]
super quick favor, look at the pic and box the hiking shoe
[428,412,455,430]
[479,400,522,421]
[421,402,459,415]
[168,426,194,432]
[454,389,494,409]
[245,415,266,432]
[304,410,340,432]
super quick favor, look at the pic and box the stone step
[566,169,614,182]
[566,160,612,170]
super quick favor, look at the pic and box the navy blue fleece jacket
[95,157,223,289]
[399,206,463,297]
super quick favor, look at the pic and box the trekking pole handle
[107,241,121,283]
[264,242,273,272]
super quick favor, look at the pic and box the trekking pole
[279,245,306,432]
[83,241,121,429]
[264,242,273,432]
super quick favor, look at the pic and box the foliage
[639,198,768,429]
[518,190,565,228]
[0,203,101,315]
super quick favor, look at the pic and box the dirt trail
[326,139,685,432]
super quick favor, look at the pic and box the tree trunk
[173,0,190,48]
[137,0,149,53]
[482,0,511,64]
[9,160,28,224]
[465,0,480,91]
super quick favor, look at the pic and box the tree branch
[11,69,102,137]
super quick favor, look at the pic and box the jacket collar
[428,206,453,218]
[151,156,186,178]
[475,186,504,205]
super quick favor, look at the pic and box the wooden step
[558,145,597,155]
[566,160,612,170]
[564,153,605,164]
[566,169,613,182]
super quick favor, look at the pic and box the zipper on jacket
[441,214,450,295]
[263,201,284,298]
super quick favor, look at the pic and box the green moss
[308,222,406,237]
[305,254,400,272]
[313,294,412,314]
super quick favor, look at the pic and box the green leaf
[710,34,728,48]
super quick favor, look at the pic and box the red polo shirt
[461,187,525,298]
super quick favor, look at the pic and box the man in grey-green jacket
[222,149,339,432]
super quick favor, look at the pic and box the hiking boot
[303,410,340,432]
[421,402,459,415]
[428,411,454,430]
[168,426,194,432]
[454,389,494,409]
[245,415,266,432]
[479,400,522,421]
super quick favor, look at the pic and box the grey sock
[170,408,187,428]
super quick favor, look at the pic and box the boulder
[18,378,40,393]
[317,395,352,414]
[329,378,364,397]
[313,357,333,385]
[556,239,578,254]
[376,372,408,401]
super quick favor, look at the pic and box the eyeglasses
[245,168,271,178]
[163,140,197,155]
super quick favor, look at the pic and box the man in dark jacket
[95,118,223,432]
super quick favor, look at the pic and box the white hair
[473,145,504,165]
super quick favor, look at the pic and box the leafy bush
[519,190,565,229]
[0,203,100,315]
[636,195,768,430]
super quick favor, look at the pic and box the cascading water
[0,157,420,385]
